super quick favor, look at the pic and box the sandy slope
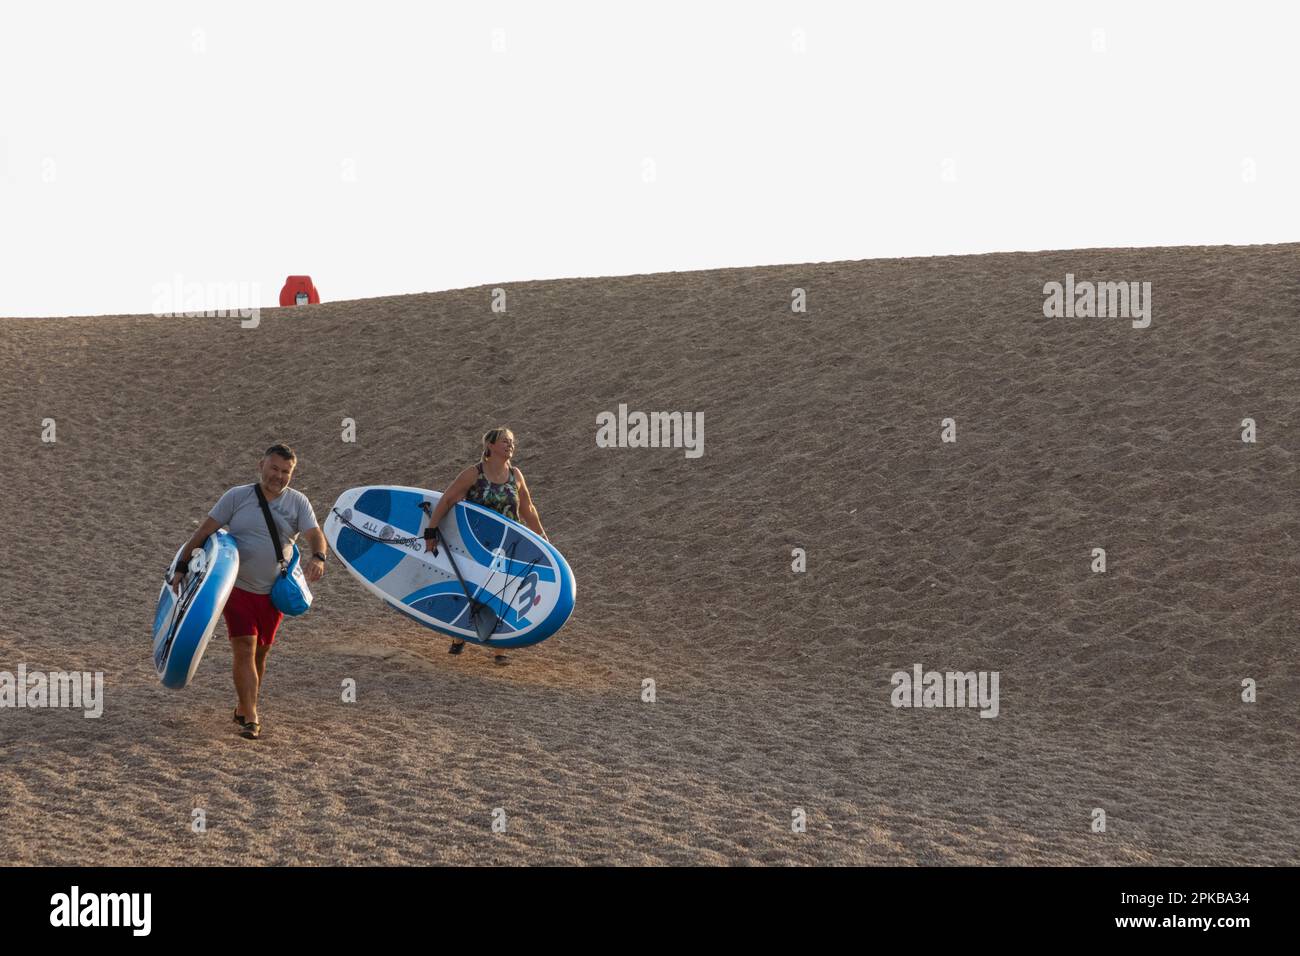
[1,243,1297,865]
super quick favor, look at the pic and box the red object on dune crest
[279,276,320,306]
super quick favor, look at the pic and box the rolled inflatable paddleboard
[325,485,576,648]
[152,530,240,689]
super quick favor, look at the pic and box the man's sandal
[241,721,262,740]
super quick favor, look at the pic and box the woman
[422,427,548,665]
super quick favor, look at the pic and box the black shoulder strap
[253,483,287,568]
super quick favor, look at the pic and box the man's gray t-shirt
[208,484,319,594]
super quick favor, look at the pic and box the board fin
[470,600,499,642]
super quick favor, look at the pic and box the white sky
[2,0,1297,317]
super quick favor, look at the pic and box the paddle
[420,501,500,642]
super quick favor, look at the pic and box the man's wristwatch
[422,528,439,541]
[312,552,327,563]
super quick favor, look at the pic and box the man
[170,443,327,740]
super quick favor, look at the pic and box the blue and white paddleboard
[325,485,576,648]
[152,530,240,689]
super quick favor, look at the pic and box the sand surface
[1,244,1297,864]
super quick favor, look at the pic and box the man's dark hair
[264,443,297,462]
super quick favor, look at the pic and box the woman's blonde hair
[481,427,515,460]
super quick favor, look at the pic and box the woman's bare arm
[514,469,547,540]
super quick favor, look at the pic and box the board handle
[167,547,205,582]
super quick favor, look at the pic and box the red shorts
[222,586,284,647]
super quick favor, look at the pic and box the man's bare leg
[254,643,271,687]
[230,634,259,725]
